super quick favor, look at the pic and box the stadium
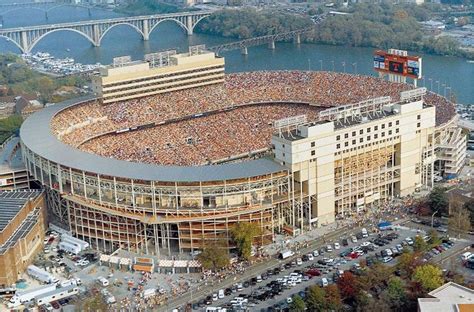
[20,50,463,256]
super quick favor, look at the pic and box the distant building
[420,20,446,32]
[0,136,32,191]
[418,282,474,312]
[0,96,16,119]
[0,190,46,287]
[14,96,43,119]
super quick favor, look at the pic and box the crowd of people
[49,71,457,165]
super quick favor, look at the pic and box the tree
[397,250,423,278]
[413,264,444,292]
[289,294,306,312]
[428,187,449,215]
[449,202,472,237]
[196,241,230,271]
[358,263,393,291]
[306,285,326,311]
[337,271,359,300]
[464,199,474,226]
[230,222,261,260]
[385,276,407,309]
[325,284,342,311]
[429,229,442,247]
[413,235,429,252]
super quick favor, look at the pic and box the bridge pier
[92,24,100,47]
[142,20,150,41]
[294,34,301,44]
[268,40,275,50]
[20,31,28,53]
[241,46,248,55]
[186,15,193,36]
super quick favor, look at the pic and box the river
[0,5,472,104]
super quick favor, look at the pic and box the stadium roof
[0,190,42,232]
[20,96,287,183]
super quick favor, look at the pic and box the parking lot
[191,223,471,312]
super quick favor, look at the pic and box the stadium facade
[20,53,465,256]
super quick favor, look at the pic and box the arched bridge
[0,10,212,53]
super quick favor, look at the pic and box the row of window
[336,120,401,141]
[337,129,400,149]
[335,137,400,155]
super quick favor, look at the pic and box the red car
[305,269,321,277]
[349,252,359,259]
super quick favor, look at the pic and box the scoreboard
[373,50,422,79]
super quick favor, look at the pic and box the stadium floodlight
[189,44,206,56]
[273,115,307,130]
[112,55,131,67]
[145,50,177,68]
[319,96,392,122]
[400,88,427,102]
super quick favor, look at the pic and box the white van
[97,276,109,287]
[218,289,225,299]
[461,252,472,261]
[361,228,368,238]
[321,278,328,287]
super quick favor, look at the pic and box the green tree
[0,115,23,144]
[397,250,423,278]
[196,241,230,271]
[289,294,306,312]
[448,202,472,237]
[230,222,261,260]
[413,264,444,292]
[429,229,442,247]
[428,187,449,215]
[413,235,429,252]
[306,285,326,311]
[385,276,406,308]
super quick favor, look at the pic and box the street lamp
[431,210,439,228]
[331,60,335,72]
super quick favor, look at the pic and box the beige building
[418,282,474,312]
[0,190,46,287]
[0,136,31,191]
[92,46,225,104]
[272,89,436,227]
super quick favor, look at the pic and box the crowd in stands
[49,71,456,165]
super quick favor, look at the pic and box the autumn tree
[397,250,423,278]
[413,264,444,292]
[449,202,472,237]
[230,222,261,260]
[413,235,429,252]
[337,271,359,300]
[197,241,230,271]
[428,187,449,215]
[306,285,326,311]
[325,284,342,311]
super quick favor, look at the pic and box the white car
[334,243,340,250]
[212,293,218,301]
[313,250,319,257]
[321,277,328,287]
[296,258,303,265]
[405,237,414,246]
[382,256,393,263]
[286,297,293,304]
[326,245,333,252]
[307,254,314,261]
[360,242,371,247]
[351,236,358,243]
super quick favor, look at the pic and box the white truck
[27,265,58,284]
[35,285,79,305]
[7,284,57,308]
[61,234,89,251]
[279,250,295,260]
[58,241,81,255]
[142,288,156,299]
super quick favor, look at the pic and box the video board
[373,50,422,79]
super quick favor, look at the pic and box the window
[282,144,285,148]
[336,143,340,149]
[382,132,385,137]
[311,142,315,147]
[360,138,363,143]
[352,131,356,136]
[374,125,378,131]
[396,128,399,133]
[336,135,340,140]
[417,115,421,120]
[417,122,421,128]
[345,142,349,147]
[367,135,371,141]
[360,129,363,135]
[374,134,378,139]
[282,153,285,157]
[388,130,392,135]
[396,120,399,125]
[345,133,349,139]
[367,127,371,133]
[352,140,356,145]
[311,150,315,156]
[382,124,385,129]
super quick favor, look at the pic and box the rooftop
[0,136,26,174]
[418,282,474,312]
[0,190,42,232]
